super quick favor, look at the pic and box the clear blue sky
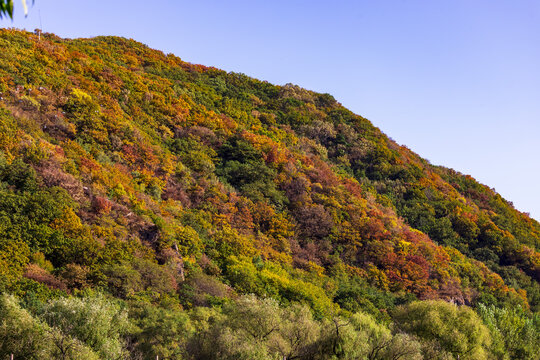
[3,0,540,220]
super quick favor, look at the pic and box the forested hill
[1,29,539,359]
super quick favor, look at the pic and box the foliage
[0,1,30,20]
[393,300,491,360]
[477,303,540,359]
[0,293,100,359]
[39,294,131,359]
[0,29,538,359]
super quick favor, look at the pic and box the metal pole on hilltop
[38,9,42,40]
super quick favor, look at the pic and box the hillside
[0,29,539,359]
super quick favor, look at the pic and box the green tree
[0,0,30,19]
[40,294,132,360]
[189,295,323,360]
[0,293,100,360]
[393,300,491,360]
[323,312,422,360]
[477,303,540,360]
[0,293,48,359]
[129,302,193,360]
[269,304,322,359]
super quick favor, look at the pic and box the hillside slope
[0,29,539,359]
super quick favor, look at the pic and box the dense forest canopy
[0,29,539,359]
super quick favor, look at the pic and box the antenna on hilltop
[38,9,42,40]
[34,9,42,40]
